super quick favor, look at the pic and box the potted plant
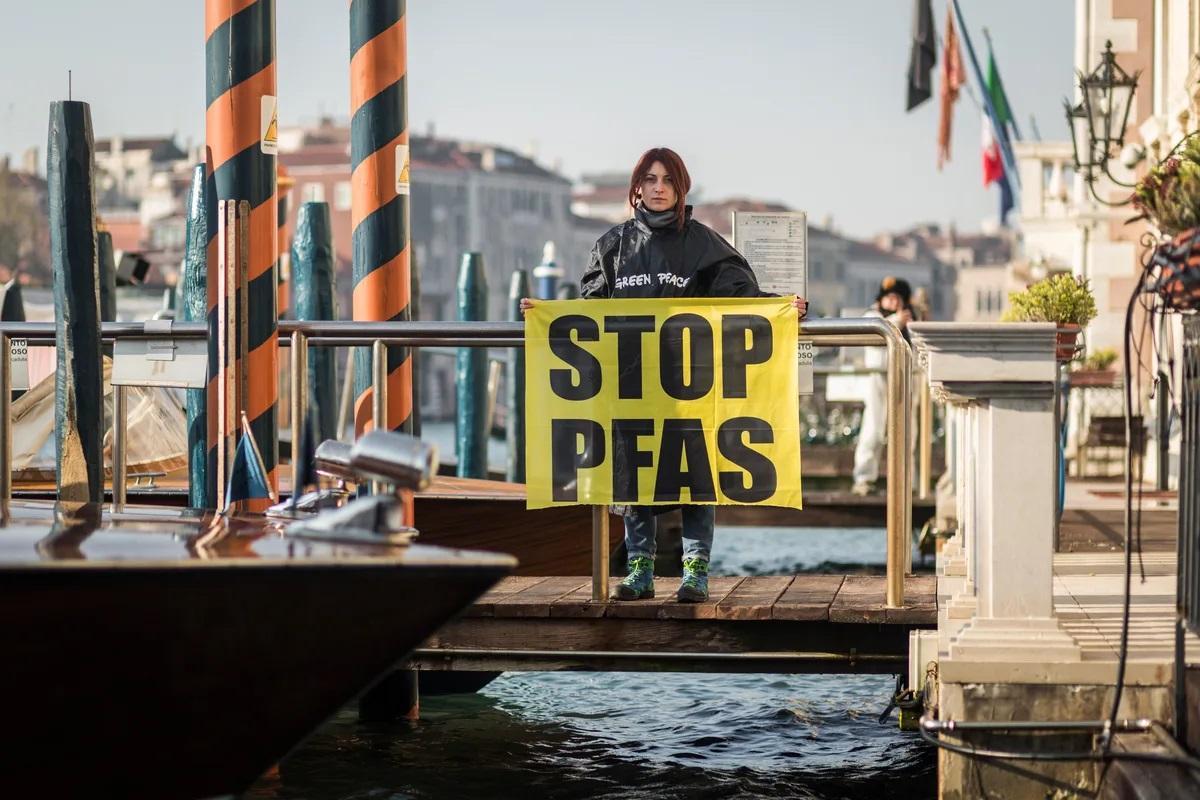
[1131,135,1200,309]
[1001,273,1098,361]
[1071,346,1119,387]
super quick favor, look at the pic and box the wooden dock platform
[411,574,936,674]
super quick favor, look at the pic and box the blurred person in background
[852,277,912,496]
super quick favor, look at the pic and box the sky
[0,0,1075,237]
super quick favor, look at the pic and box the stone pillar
[910,322,1080,666]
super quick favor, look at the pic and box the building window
[303,182,325,203]
[334,181,351,210]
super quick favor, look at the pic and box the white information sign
[732,211,808,298]
[9,338,29,391]
[111,339,208,389]
[797,340,814,396]
[733,210,811,394]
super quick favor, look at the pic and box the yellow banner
[525,297,802,510]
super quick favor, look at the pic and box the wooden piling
[507,268,529,483]
[181,163,213,508]
[291,201,338,441]
[47,100,103,503]
[358,667,418,722]
[276,165,293,317]
[456,253,487,478]
[97,230,117,323]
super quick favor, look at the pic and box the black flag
[906,0,937,111]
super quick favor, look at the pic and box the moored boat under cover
[0,500,513,799]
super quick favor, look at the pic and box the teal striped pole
[181,163,212,508]
[291,201,339,441]
[507,268,528,482]
[48,100,103,503]
[456,252,488,478]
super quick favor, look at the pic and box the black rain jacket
[580,206,770,300]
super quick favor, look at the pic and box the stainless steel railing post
[290,331,308,500]
[0,334,10,521]
[112,384,127,512]
[371,338,387,495]
[918,375,932,500]
[592,506,609,602]
[884,328,909,608]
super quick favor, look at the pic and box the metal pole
[371,338,387,495]
[885,332,908,607]
[1158,369,1170,491]
[918,375,932,500]
[592,505,610,602]
[903,338,914,575]
[290,331,308,502]
[0,334,10,520]
[112,385,127,511]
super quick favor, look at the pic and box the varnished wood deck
[411,575,936,674]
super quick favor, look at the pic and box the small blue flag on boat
[226,412,276,505]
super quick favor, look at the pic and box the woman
[523,147,806,602]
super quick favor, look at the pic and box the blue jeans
[624,505,715,563]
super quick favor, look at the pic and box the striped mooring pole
[349,1,419,723]
[204,0,279,509]
[48,100,104,503]
[350,0,412,439]
[181,163,212,508]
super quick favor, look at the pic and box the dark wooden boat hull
[415,476,622,575]
[0,503,513,799]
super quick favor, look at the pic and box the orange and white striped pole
[350,0,412,438]
[205,0,279,510]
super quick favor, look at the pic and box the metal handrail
[0,316,914,607]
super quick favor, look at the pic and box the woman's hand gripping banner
[525,297,802,510]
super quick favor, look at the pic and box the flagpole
[951,0,1020,186]
[982,26,1023,141]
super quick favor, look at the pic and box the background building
[279,119,608,321]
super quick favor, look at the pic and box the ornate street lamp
[1065,40,1141,203]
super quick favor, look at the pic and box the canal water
[247,527,935,799]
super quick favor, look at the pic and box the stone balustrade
[909,322,1081,668]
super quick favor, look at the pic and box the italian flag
[981,111,1003,185]
[981,50,1012,187]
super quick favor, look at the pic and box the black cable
[920,723,1200,773]
[1106,262,1153,751]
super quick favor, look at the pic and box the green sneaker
[677,558,710,602]
[612,555,655,600]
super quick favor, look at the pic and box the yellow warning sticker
[261,95,278,155]
[395,143,410,195]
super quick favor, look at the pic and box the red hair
[628,147,691,230]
